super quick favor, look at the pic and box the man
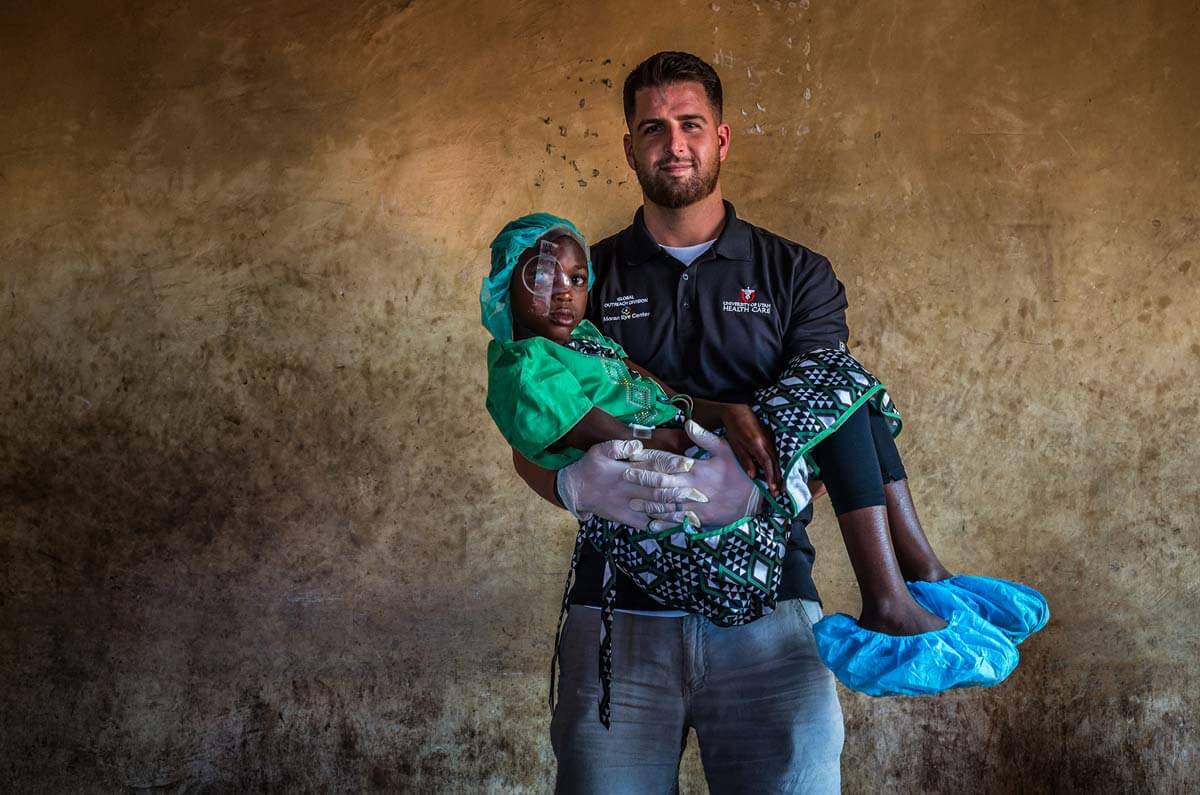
[513,51,847,793]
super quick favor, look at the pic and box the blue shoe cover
[909,575,1050,645]
[812,609,1019,697]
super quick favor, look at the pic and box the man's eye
[571,275,586,286]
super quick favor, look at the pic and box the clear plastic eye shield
[518,237,587,314]
[481,213,592,342]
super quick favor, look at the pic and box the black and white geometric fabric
[753,347,902,508]
[551,346,902,729]
[564,336,623,361]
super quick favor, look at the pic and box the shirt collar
[623,199,753,265]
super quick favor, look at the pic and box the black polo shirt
[569,200,850,609]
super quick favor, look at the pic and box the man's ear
[623,132,635,171]
[717,122,732,163]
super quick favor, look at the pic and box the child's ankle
[861,591,918,620]
[906,563,952,583]
[859,594,947,635]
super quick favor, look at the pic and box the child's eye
[571,275,586,286]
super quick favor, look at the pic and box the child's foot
[859,597,947,635]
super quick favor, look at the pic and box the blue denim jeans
[550,598,844,794]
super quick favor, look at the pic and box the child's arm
[512,449,563,508]
[559,407,691,455]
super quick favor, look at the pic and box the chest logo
[723,286,772,315]
[602,294,651,323]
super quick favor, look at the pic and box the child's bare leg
[883,480,952,583]
[864,409,953,582]
[814,406,946,634]
[837,505,946,635]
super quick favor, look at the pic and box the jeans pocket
[779,599,807,637]
[794,598,824,631]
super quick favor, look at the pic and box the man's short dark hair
[623,51,723,125]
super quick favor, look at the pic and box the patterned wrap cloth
[553,346,902,728]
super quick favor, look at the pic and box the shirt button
[682,301,690,309]
[682,273,689,281]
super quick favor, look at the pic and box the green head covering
[481,212,591,342]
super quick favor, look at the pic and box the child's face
[509,234,589,343]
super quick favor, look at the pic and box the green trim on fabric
[760,383,903,518]
[623,515,757,543]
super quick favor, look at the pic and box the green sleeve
[486,340,595,468]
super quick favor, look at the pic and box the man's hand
[624,420,764,531]
[556,439,702,527]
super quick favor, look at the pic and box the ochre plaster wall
[1,1,1197,791]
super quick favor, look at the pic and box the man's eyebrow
[637,113,707,131]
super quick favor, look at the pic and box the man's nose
[668,126,689,157]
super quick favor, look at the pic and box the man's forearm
[512,448,564,508]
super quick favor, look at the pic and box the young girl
[482,213,1047,723]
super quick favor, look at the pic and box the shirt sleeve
[486,341,596,468]
[783,251,849,359]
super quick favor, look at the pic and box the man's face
[508,235,589,344]
[623,81,731,209]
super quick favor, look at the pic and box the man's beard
[634,153,720,209]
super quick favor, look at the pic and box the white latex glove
[625,420,764,531]
[555,439,699,527]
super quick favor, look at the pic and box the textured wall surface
[1,0,1197,791]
